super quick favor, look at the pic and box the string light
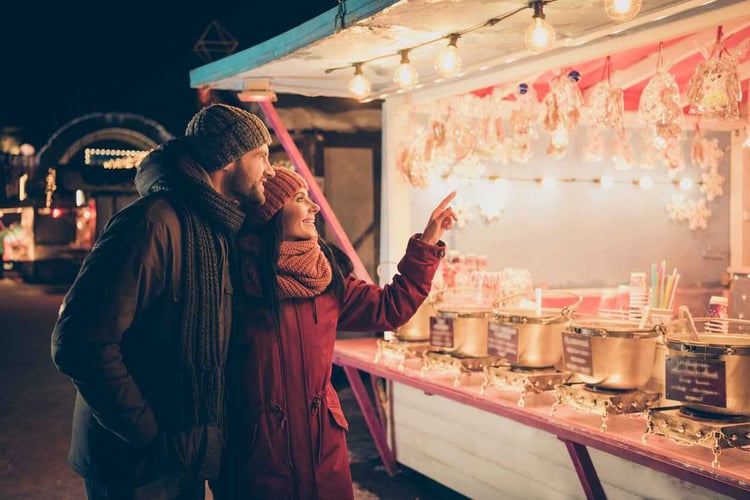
[435,34,462,78]
[679,177,694,191]
[393,50,419,89]
[347,63,371,99]
[600,175,615,189]
[525,1,556,54]
[638,175,654,190]
[604,0,642,23]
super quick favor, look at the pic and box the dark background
[0,1,336,147]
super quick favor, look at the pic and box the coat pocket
[325,390,349,431]
[170,425,224,480]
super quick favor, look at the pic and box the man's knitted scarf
[147,150,245,427]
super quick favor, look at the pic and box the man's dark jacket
[51,148,233,484]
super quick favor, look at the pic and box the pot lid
[568,318,659,337]
[492,307,564,323]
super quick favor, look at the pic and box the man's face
[225,144,275,204]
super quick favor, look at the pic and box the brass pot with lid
[665,317,750,416]
[429,288,494,357]
[564,318,661,390]
[490,290,581,368]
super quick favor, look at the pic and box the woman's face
[281,188,320,241]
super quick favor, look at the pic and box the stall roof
[190,0,750,107]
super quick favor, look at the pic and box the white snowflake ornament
[688,198,711,230]
[666,194,690,221]
[701,167,725,201]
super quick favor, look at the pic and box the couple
[51,104,457,500]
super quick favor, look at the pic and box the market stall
[190,0,750,497]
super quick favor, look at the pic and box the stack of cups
[706,295,729,333]
[629,272,649,322]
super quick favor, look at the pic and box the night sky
[1,2,335,148]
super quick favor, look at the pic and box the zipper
[295,303,320,500]
[274,308,296,480]
[312,395,323,468]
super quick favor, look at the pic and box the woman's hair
[255,212,353,332]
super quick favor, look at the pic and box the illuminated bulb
[525,1,556,54]
[393,50,419,89]
[679,177,694,191]
[347,63,371,100]
[75,190,86,207]
[640,175,654,190]
[435,34,462,78]
[604,0,642,23]
[541,176,556,191]
[600,175,615,189]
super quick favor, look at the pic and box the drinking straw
[651,262,657,307]
[663,272,675,309]
[535,287,542,316]
[660,260,667,308]
[668,273,681,309]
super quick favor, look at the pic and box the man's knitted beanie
[250,167,308,226]
[185,104,272,172]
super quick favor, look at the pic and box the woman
[215,167,456,499]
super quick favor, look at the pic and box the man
[51,104,275,499]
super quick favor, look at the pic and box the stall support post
[258,100,372,282]
[342,366,400,476]
[560,438,607,500]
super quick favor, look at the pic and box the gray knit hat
[185,104,272,172]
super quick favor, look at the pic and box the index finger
[434,191,457,211]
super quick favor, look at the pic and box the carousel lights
[435,34,462,79]
[393,50,419,89]
[604,0,642,23]
[347,63,371,99]
[525,1,556,54]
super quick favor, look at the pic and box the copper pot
[665,318,750,415]
[564,319,660,389]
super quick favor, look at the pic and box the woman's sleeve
[337,235,445,332]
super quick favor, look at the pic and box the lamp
[237,79,278,102]
[604,0,642,23]
[347,63,371,99]
[393,49,419,89]
[525,1,556,54]
[435,34,462,78]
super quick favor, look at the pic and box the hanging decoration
[510,83,539,163]
[666,194,691,222]
[611,127,635,170]
[662,139,685,175]
[686,26,743,121]
[639,132,659,170]
[395,110,432,188]
[583,127,606,162]
[638,43,683,149]
[586,56,624,130]
[542,70,583,158]
[475,91,509,164]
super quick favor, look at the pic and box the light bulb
[393,50,419,89]
[600,175,615,189]
[435,34,462,78]
[347,64,371,100]
[541,176,556,191]
[743,125,750,148]
[679,177,694,191]
[640,175,654,190]
[604,0,642,23]
[525,2,556,54]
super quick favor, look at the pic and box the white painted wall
[391,383,728,500]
